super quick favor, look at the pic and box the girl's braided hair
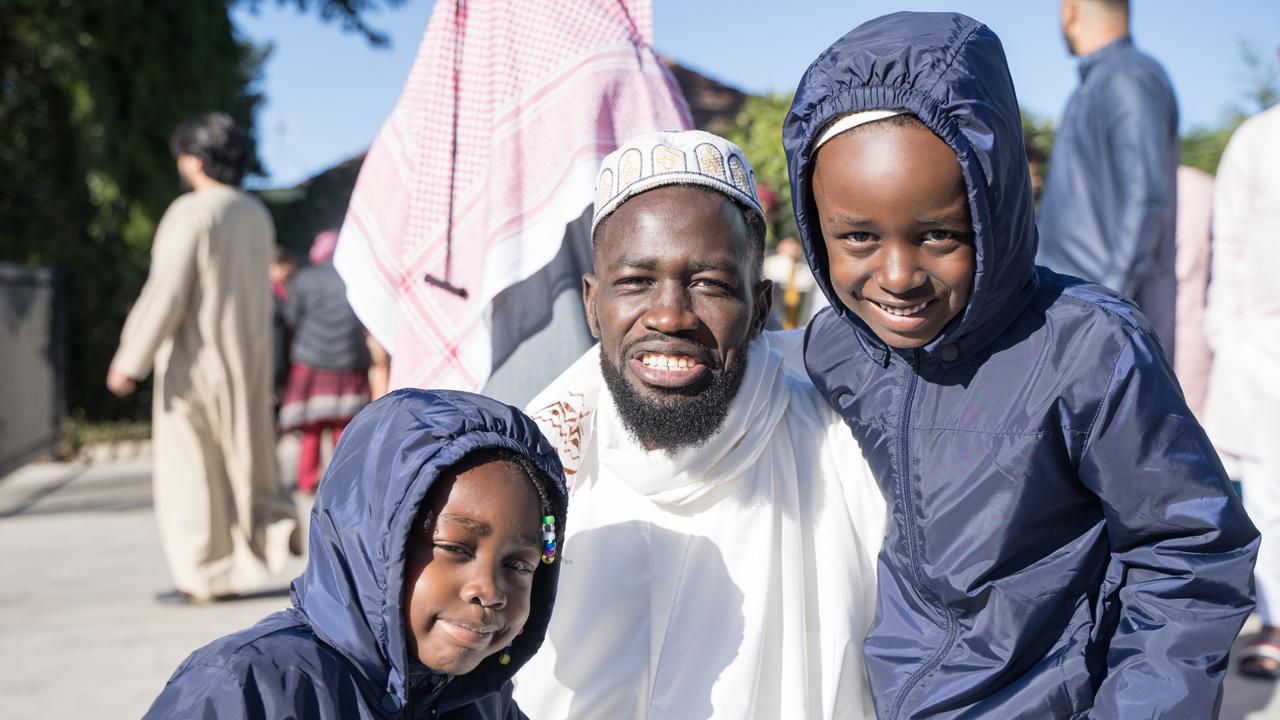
[484,447,562,524]
[422,447,564,535]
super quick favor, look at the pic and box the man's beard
[599,344,748,453]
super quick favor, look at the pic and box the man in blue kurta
[1036,0,1179,354]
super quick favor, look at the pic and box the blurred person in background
[107,112,297,604]
[763,236,818,329]
[1172,165,1214,417]
[365,334,391,402]
[1036,0,1179,355]
[269,244,298,413]
[278,229,371,494]
[1203,98,1280,679]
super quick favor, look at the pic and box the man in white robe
[108,114,296,603]
[1205,101,1280,677]
[513,131,884,719]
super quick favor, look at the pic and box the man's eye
[842,231,876,243]
[693,278,733,291]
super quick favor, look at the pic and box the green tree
[1,0,267,421]
[0,0,402,421]
[1020,106,1057,156]
[1021,106,1056,200]
[1180,40,1278,175]
[1180,119,1242,176]
[1239,39,1279,113]
[723,92,796,245]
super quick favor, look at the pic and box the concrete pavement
[1,453,1278,718]
[0,454,308,719]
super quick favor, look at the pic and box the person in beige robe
[108,113,296,602]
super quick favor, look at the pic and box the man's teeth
[877,301,929,316]
[639,353,697,370]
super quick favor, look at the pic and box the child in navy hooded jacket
[783,12,1258,719]
[145,389,568,719]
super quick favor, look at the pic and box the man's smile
[624,341,715,391]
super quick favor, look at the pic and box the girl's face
[812,122,976,349]
[403,459,544,676]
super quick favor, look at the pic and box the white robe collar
[594,338,789,507]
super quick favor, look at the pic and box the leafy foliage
[1020,107,1056,200]
[1180,117,1244,176]
[257,155,365,255]
[1238,39,1279,113]
[1020,107,1056,159]
[723,93,796,246]
[1181,41,1278,175]
[0,0,394,421]
[1,0,266,420]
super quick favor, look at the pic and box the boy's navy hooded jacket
[783,13,1258,719]
[144,389,567,719]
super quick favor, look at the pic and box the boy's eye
[841,231,876,243]
[922,229,966,244]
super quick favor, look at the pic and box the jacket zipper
[889,349,959,720]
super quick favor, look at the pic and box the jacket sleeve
[143,663,261,720]
[110,197,202,379]
[1099,71,1176,297]
[144,657,330,720]
[1079,327,1258,718]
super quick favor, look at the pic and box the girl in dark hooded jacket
[144,388,567,719]
[783,11,1258,720]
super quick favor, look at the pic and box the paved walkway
[1,454,1278,718]
[0,453,310,719]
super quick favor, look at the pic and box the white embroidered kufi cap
[591,130,765,239]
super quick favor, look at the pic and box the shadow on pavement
[228,586,292,602]
[0,472,150,518]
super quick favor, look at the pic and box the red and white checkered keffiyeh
[334,0,692,392]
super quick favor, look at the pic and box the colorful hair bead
[498,628,521,665]
[540,515,557,565]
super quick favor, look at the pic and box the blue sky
[233,1,1280,188]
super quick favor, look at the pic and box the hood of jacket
[290,388,567,712]
[783,11,1038,365]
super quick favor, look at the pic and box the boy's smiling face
[812,120,976,349]
[403,457,544,675]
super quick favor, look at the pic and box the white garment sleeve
[1205,123,1254,349]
